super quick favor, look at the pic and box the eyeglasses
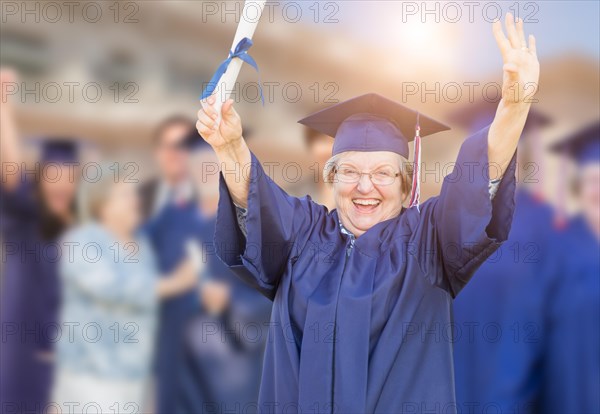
[333,165,401,186]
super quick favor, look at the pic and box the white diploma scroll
[203,0,267,120]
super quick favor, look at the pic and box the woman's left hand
[493,12,540,106]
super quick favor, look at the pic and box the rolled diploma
[205,0,267,122]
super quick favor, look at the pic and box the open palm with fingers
[493,13,540,106]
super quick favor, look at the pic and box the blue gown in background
[540,215,600,414]
[453,188,557,414]
[180,214,272,414]
[144,198,205,414]
[0,181,61,413]
[214,125,517,414]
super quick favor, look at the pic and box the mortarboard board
[40,138,80,163]
[298,93,450,159]
[549,121,599,229]
[448,99,498,133]
[302,105,334,149]
[550,121,600,166]
[298,93,450,209]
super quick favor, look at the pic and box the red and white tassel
[409,113,422,210]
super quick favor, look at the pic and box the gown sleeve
[214,151,326,300]
[0,179,38,233]
[413,124,518,297]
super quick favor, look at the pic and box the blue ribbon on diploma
[200,37,264,105]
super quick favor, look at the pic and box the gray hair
[78,163,133,223]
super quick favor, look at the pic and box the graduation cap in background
[448,99,552,136]
[40,138,80,163]
[298,93,450,208]
[182,127,211,151]
[549,121,600,229]
[550,121,600,165]
[449,100,553,202]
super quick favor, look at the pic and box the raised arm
[488,13,540,179]
[196,95,251,207]
[196,96,326,299]
[416,15,539,296]
[0,68,23,191]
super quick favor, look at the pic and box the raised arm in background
[0,68,22,191]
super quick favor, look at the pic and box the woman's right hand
[196,95,243,151]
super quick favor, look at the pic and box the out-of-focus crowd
[1,48,599,414]
[1,67,273,414]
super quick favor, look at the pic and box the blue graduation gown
[0,181,61,413]
[144,200,204,414]
[453,189,557,414]
[214,125,517,413]
[540,215,600,414]
[179,214,272,414]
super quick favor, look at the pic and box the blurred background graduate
[140,116,205,413]
[453,118,600,414]
[540,122,600,414]
[303,124,335,210]
[52,160,200,412]
[0,69,79,413]
[141,119,271,413]
[451,100,558,414]
[179,131,272,414]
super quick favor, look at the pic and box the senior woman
[196,15,539,414]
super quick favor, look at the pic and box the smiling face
[331,151,407,237]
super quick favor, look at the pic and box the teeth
[353,199,380,206]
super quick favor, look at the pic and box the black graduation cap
[40,139,79,163]
[550,121,600,165]
[298,93,450,159]
[549,121,599,229]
